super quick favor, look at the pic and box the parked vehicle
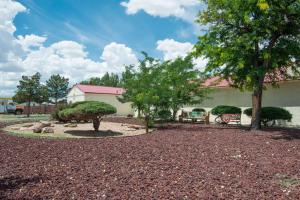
[0,98,24,114]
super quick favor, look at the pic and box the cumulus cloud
[156,38,207,71]
[121,0,200,22]
[0,0,138,97]
[17,34,47,52]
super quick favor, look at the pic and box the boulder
[42,127,54,134]
[22,124,34,128]
[40,121,52,127]
[10,127,20,130]
[64,123,78,128]
[33,122,51,133]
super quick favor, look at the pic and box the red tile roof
[76,84,125,95]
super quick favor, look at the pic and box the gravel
[0,124,299,199]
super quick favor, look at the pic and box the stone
[19,127,32,131]
[40,121,52,127]
[10,127,20,130]
[22,124,34,128]
[42,127,54,134]
[64,123,78,128]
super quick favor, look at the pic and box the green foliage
[13,73,49,117]
[156,110,172,121]
[194,0,300,129]
[244,107,292,125]
[58,101,116,121]
[211,105,242,115]
[51,104,70,122]
[81,72,121,87]
[46,74,69,105]
[120,52,209,131]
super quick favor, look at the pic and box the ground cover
[0,123,299,199]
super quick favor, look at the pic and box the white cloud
[17,34,47,51]
[157,39,193,60]
[0,0,138,97]
[121,0,200,22]
[156,38,207,71]
[0,0,26,33]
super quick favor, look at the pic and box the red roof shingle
[76,84,125,95]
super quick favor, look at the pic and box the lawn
[0,114,50,125]
[0,123,299,199]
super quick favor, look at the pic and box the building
[182,78,300,126]
[67,84,134,116]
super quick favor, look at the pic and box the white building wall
[67,87,85,104]
[85,93,134,116]
[182,81,300,127]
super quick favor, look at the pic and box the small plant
[244,107,292,126]
[156,110,172,121]
[211,105,241,115]
[58,101,116,131]
[51,104,70,122]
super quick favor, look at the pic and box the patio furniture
[215,113,241,125]
[179,108,206,123]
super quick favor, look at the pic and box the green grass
[0,114,50,124]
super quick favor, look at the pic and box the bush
[58,101,116,131]
[157,110,172,121]
[211,105,241,115]
[244,107,292,126]
[51,104,70,122]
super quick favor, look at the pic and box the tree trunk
[145,115,149,134]
[27,99,31,117]
[172,109,178,121]
[251,76,264,130]
[93,119,100,131]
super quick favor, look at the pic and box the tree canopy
[59,101,116,131]
[46,74,69,105]
[13,72,48,117]
[81,72,121,87]
[194,0,300,129]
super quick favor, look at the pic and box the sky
[0,0,207,97]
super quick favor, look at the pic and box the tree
[46,74,69,106]
[159,56,209,120]
[81,73,121,87]
[58,101,116,131]
[13,72,46,117]
[194,0,300,130]
[121,53,161,133]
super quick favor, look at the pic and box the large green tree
[159,56,209,120]
[121,53,162,133]
[194,0,300,130]
[46,74,69,106]
[81,72,121,87]
[13,72,47,117]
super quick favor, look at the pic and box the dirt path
[0,124,299,199]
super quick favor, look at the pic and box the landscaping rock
[22,124,34,128]
[64,123,78,128]
[42,127,54,134]
[40,121,52,127]
[10,127,20,130]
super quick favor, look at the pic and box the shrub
[51,104,70,122]
[157,110,172,121]
[58,101,116,131]
[244,107,292,126]
[211,105,241,115]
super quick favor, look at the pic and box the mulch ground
[0,122,300,199]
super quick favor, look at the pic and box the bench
[215,114,241,125]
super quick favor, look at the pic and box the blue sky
[15,0,199,60]
[0,0,205,96]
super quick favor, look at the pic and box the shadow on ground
[64,130,123,137]
[0,176,43,199]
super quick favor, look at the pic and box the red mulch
[0,124,300,199]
